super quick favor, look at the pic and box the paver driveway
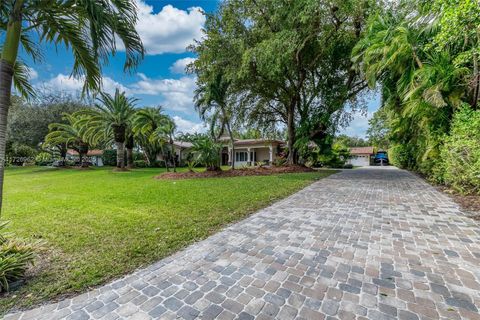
[7,167,480,320]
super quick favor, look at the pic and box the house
[347,146,374,167]
[219,137,284,168]
[66,149,104,166]
[156,141,193,166]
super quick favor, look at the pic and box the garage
[347,147,374,167]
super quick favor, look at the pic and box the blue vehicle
[374,151,389,165]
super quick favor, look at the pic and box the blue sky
[20,0,378,137]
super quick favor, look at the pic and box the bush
[102,149,117,166]
[0,221,40,292]
[133,160,148,168]
[8,144,37,166]
[35,152,53,166]
[343,164,354,169]
[440,106,480,194]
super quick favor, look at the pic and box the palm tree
[154,117,177,172]
[45,114,91,167]
[0,0,143,211]
[132,107,168,168]
[81,89,137,170]
[194,73,235,169]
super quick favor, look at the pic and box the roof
[67,149,104,156]
[172,141,193,148]
[349,147,375,155]
[232,139,284,146]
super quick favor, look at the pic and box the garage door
[349,155,370,166]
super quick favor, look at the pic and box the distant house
[156,141,193,166]
[218,137,283,168]
[158,138,284,168]
[66,149,104,167]
[347,146,374,167]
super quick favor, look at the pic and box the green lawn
[0,166,336,314]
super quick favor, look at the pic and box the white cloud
[339,112,373,138]
[173,115,205,134]
[123,2,205,55]
[26,67,38,80]
[42,74,128,95]
[170,57,196,74]
[130,75,196,112]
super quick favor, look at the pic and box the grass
[0,166,336,314]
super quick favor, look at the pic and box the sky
[20,0,378,138]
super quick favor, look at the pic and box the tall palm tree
[0,0,143,211]
[81,89,137,170]
[194,73,235,169]
[45,114,92,167]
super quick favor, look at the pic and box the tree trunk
[286,100,297,165]
[0,1,23,214]
[168,137,176,173]
[225,119,235,170]
[0,61,14,212]
[126,135,134,169]
[115,141,125,169]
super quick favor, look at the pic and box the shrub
[343,164,354,169]
[190,136,222,171]
[440,106,480,194]
[8,144,37,166]
[102,149,117,166]
[133,160,148,168]
[0,221,40,292]
[35,152,53,166]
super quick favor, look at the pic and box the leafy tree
[192,0,375,165]
[81,90,137,170]
[335,134,370,147]
[0,0,144,211]
[366,108,390,149]
[7,93,89,149]
[45,114,92,167]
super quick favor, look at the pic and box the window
[236,151,247,162]
[235,151,257,162]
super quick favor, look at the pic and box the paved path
[7,168,480,320]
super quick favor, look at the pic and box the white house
[347,147,374,167]
[219,138,283,168]
[66,149,104,166]
[156,141,193,166]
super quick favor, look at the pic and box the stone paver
[6,167,480,319]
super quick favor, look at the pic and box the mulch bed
[440,187,480,221]
[155,165,316,180]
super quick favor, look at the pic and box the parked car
[374,151,389,165]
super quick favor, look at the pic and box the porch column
[269,145,273,164]
[247,147,251,166]
[228,146,232,165]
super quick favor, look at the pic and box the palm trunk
[0,62,14,212]
[170,137,176,173]
[126,148,134,168]
[0,3,23,214]
[116,141,125,169]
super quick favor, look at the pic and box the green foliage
[133,160,148,168]
[188,135,222,170]
[335,135,370,147]
[8,143,37,166]
[7,94,88,149]
[366,108,390,150]
[35,152,53,166]
[0,221,39,293]
[440,106,480,193]
[317,143,351,168]
[102,150,117,166]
